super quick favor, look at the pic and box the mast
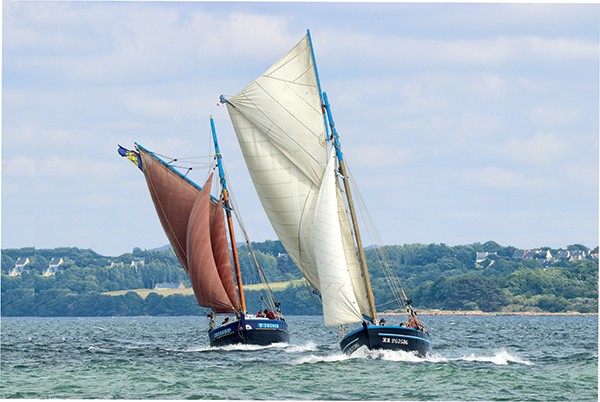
[307,29,378,324]
[210,116,247,313]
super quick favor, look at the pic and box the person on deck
[265,309,276,320]
[406,314,425,332]
[256,310,264,318]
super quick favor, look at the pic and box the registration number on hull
[381,337,409,345]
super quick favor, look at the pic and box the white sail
[313,152,363,326]
[337,188,372,318]
[225,33,373,324]
[225,35,326,291]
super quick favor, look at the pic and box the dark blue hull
[209,316,289,347]
[340,324,431,357]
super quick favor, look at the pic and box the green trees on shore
[1,241,597,317]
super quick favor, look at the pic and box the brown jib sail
[138,147,240,314]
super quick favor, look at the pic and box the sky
[2,1,599,257]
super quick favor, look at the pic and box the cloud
[3,2,597,254]
[528,106,583,128]
[123,93,206,121]
[457,166,529,189]
[5,2,296,87]
[320,31,597,71]
[505,132,569,164]
[2,156,36,179]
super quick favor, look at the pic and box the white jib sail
[313,152,363,326]
[225,35,326,291]
[337,187,372,319]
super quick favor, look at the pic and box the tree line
[1,241,597,317]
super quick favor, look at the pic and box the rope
[222,163,280,315]
[343,161,408,311]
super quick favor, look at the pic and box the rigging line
[166,162,213,170]
[344,162,407,308]
[152,151,214,161]
[221,162,278,312]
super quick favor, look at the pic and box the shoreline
[383,309,598,317]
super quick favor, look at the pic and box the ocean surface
[1,314,597,401]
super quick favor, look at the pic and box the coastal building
[8,257,30,277]
[513,249,553,262]
[569,250,587,262]
[43,258,64,277]
[475,252,497,268]
[512,250,528,260]
[154,282,184,290]
[553,250,570,261]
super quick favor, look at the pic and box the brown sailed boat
[118,117,289,347]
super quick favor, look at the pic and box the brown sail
[186,174,239,313]
[210,198,242,311]
[138,148,199,273]
[138,147,240,313]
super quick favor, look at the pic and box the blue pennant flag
[118,145,143,171]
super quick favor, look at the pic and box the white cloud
[320,31,597,70]
[505,132,569,164]
[457,166,528,189]
[123,93,206,121]
[2,156,36,179]
[528,106,582,128]
[3,2,597,254]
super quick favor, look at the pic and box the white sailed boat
[220,30,431,356]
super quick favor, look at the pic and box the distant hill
[1,240,597,316]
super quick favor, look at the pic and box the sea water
[1,315,597,400]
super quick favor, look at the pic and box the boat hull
[209,315,289,347]
[340,324,431,357]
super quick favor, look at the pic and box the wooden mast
[210,116,247,313]
[307,30,378,324]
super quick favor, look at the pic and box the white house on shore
[154,282,185,290]
[8,257,30,277]
[43,258,64,277]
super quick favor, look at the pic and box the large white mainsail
[224,35,326,291]
[224,33,372,325]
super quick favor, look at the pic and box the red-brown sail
[211,198,242,311]
[138,147,240,313]
[186,174,238,313]
[138,148,198,273]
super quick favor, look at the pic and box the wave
[86,345,112,354]
[184,341,317,353]
[292,347,533,366]
[284,341,318,353]
[381,349,533,365]
[459,350,533,365]
[293,352,357,365]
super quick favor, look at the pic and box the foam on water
[284,341,318,353]
[293,352,357,365]
[184,341,317,354]
[294,347,533,366]
[370,348,533,365]
[460,350,534,365]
